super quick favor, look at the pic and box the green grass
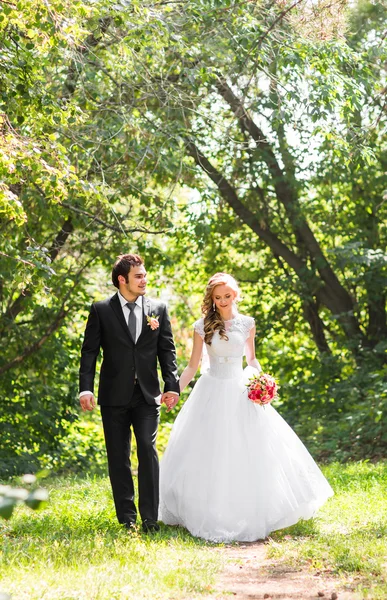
[1,461,386,599]
[0,475,223,599]
[268,461,387,599]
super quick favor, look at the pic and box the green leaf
[0,498,15,520]
[25,489,49,510]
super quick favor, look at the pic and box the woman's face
[212,284,236,312]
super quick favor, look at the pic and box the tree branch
[215,78,362,320]
[186,139,366,345]
[0,254,97,375]
[0,251,36,268]
[241,0,306,84]
[1,219,74,326]
[62,17,112,99]
[49,217,74,262]
[58,202,168,235]
[302,298,331,354]
[186,139,306,276]
[0,307,67,375]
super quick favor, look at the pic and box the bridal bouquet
[246,373,279,406]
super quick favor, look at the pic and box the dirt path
[202,542,361,600]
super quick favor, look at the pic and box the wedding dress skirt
[159,316,333,543]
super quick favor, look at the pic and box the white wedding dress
[159,315,333,543]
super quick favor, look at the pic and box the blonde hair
[201,273,241,345]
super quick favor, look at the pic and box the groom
[79,253,180,532]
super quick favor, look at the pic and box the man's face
[119,265,147,299]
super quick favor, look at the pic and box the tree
[1,0,386,470]
[109,0,386,361]
[20,0,382,361]
[0,0,172,473]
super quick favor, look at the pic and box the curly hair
[112,253,144,288]
[201,273,241,345]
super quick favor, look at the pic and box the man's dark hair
[112,254,144,288]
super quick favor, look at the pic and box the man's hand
[80,393,96,412]
[161,392,179,412]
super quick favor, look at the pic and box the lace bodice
[194,314,254,379]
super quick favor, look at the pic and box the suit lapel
[137,296,151,344]
[109,293,133,342]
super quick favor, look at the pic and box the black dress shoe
[124,521,137,532]
[142,519,160,533]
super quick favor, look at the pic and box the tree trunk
[302,299,331,354]
[186,139,367,353]
[215,78,366,343]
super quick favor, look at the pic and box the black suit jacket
[79,293,179,405]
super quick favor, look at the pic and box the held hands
[79,394,96,412]
[80,392,177,412]
[161,392,179,412]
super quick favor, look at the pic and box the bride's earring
[213,302,216,311]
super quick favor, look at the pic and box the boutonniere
[147,314,160,330]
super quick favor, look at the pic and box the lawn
[268,461,387,600]
[0,475,222,600]
[0,460,386,599]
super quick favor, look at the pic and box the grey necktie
[127,302,137,342]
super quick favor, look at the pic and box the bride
[159,273,333,543]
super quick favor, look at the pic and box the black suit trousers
[100,383,160,525]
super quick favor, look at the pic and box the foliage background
[0,0,386,477]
